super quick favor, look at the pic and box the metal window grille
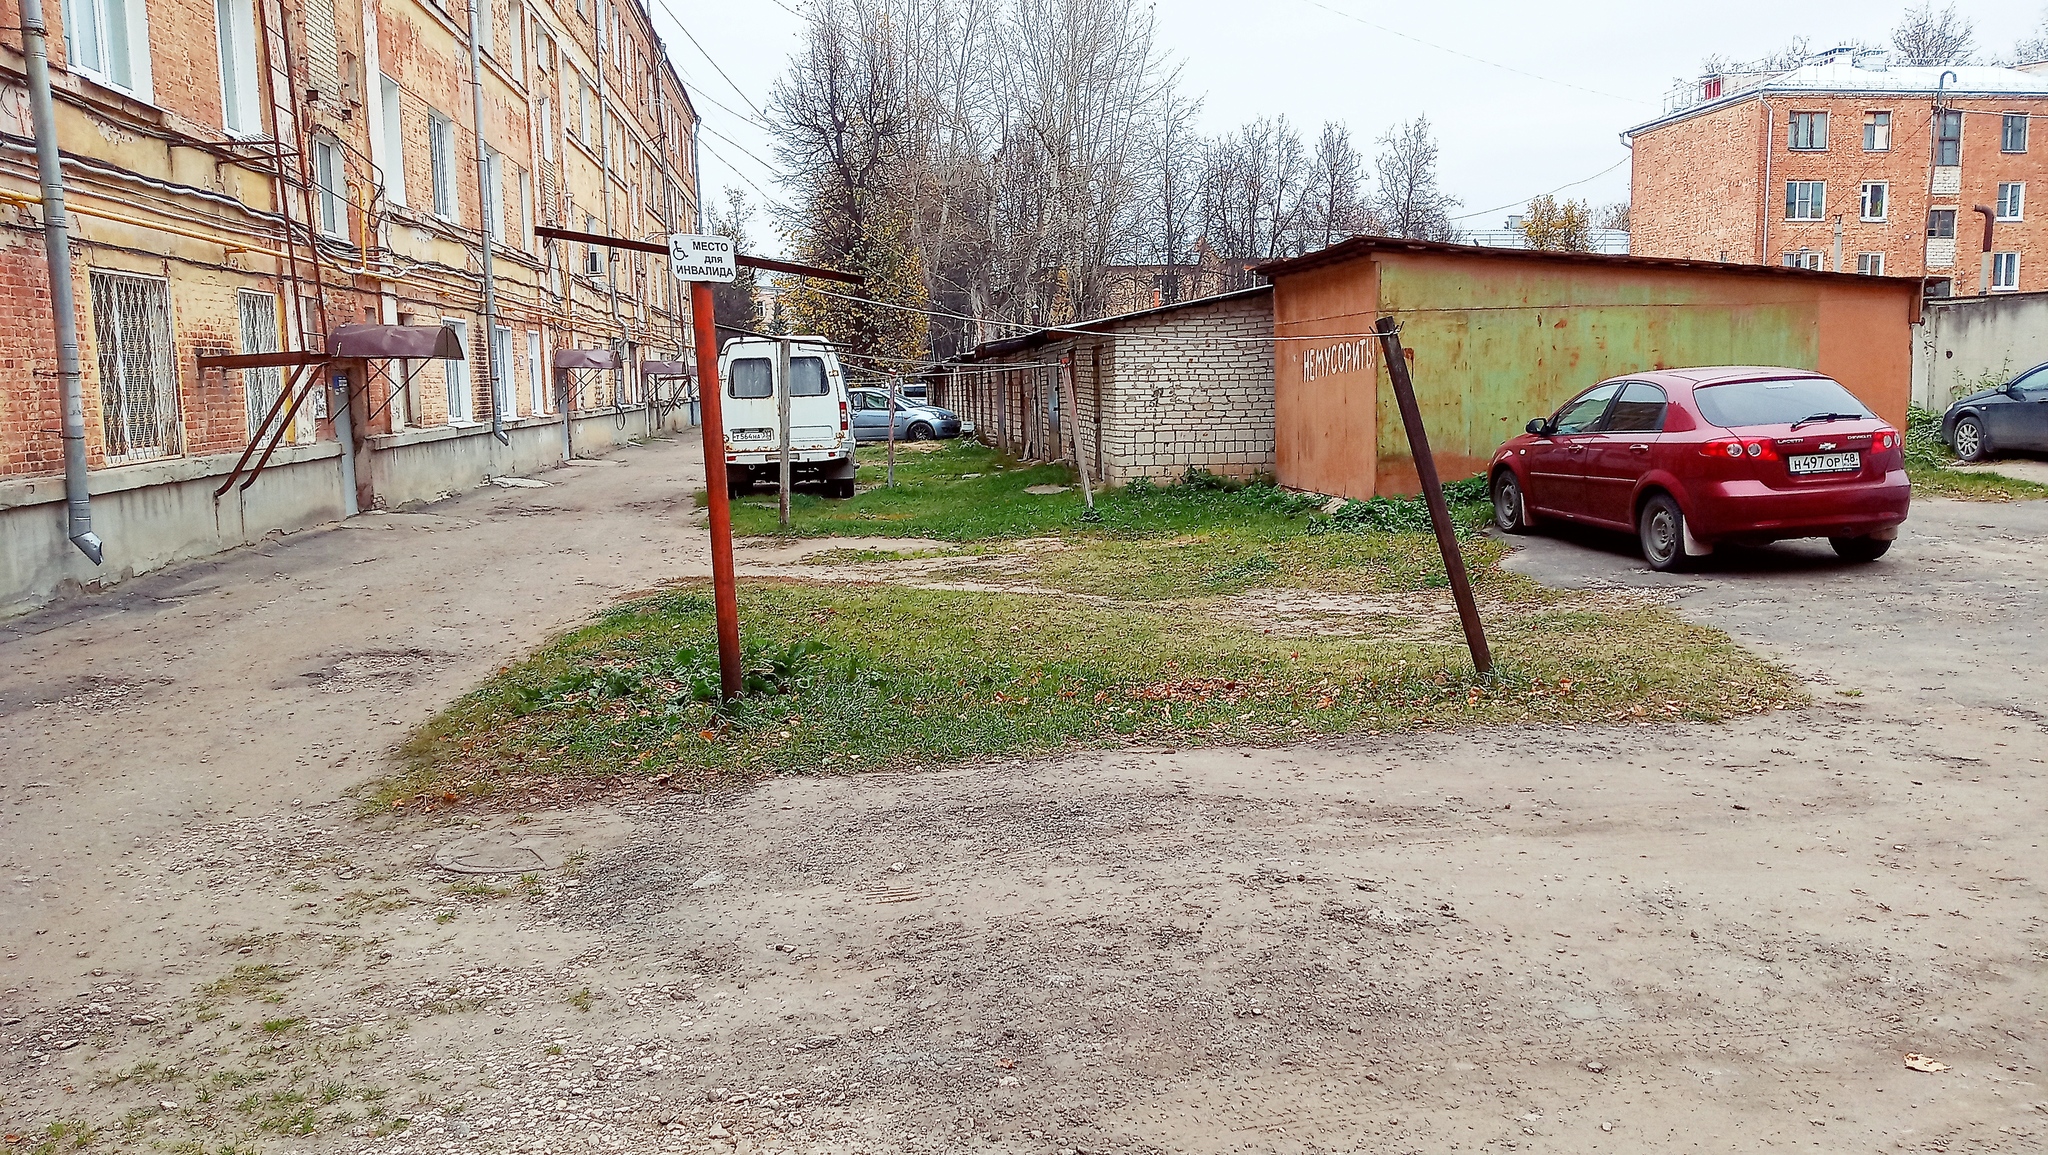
[90,270,182,464]
[238,290,282,437]
[1788,112,1826,150]
[2005,114,2030,154]
[1934,111,1961,167]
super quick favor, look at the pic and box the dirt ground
[2,434,2043,1154]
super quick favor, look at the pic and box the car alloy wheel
[1638,493,1689,572]
[1951,416,1987,462]
[908,422,935,442]
[1492,471,1529,534]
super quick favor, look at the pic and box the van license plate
[1788,452,1860,475]
[731,428,771,442]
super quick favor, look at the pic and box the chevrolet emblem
[1818,441,1837,451]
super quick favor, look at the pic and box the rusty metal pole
[691,281,742,699]
[1373,318,1492,675]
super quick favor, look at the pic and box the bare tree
[1594,200,1630,233]
[1892,2,1976,66]
[706,188,762,332]
[1299,121,1372,252]
[2015,6,2048,63]
[1371,116,1459,241]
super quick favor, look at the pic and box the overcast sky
[651,0,2042,255]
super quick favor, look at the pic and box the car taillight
[839,401,849,432]
[1872,427,1898,451]
[1701,437,1778,461]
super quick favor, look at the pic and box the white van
[717,336,857,499]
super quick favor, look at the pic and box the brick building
[1626,49,2046,295]
[0,0,701,613]
[934,286,1276,484]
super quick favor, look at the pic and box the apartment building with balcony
[0,0,701,613]
[1625,48,2046,295]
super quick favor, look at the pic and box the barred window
[90,270,182,463]
[237,289,281,436]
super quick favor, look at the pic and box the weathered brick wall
[955,289,1275,484]
[0,239,66,479]
[1634,94,2047,288]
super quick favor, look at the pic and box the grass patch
[1905,405,2048,502]
[197,965,295,1002]
[381,451,1801,806]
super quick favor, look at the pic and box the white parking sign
[668,233,736,283]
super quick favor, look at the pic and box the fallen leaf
[1903,1053,1949,1073]
[996,1057,1014,1069]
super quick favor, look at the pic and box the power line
[1450,155,1631,222]
[1286,0,1649,106]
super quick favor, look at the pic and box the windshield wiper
[1790,412,1861,430]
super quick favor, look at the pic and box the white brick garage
[932,287,1275,484]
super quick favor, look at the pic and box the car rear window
[791,357,829,397]
[1693,377,1873,428]
[729,358,772,399]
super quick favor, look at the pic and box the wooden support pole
[1373,317,1492,675]
[776,337,792,530]
[692,281,743,700]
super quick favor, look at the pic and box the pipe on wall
[466,0,508,446]
[19,0,103,565]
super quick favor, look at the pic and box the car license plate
[731,428,770,442]
[1788,451,1860,475]
[960,422,976,435]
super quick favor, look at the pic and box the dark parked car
[1941,361,2048,462]
[847,388,968,443]
[1489,367,1909,571]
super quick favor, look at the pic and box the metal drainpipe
[20,0,102,564]
[467,0,508,446]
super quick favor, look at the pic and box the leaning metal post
[1373,317,1492,675]
[691,282,743,699]
[21,0,102,564]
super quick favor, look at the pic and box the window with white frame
[89,270,181,463]
[1782,250,1823,270]
[1998,182,2025,221]
[1863,111,1890,151]
[475,0,494,59]
[1993,252,2019,291]
[1860,181,1887,221]
[214,0,261,135]
[577,75,592,145]
[1788,111,1827,150]
[2005,113,2030,154]
[377,74,406,205]
[444,317,472,422]
[507,0,524,78]
[490,324,514,417]
[428,111,457,220]
[482,146,505,242]
[1785,181,1825,221]
[313,138,346,238]
[1856,252,1885,276]
[237,289,281,435]
[63,0,152,97]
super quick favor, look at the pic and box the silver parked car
[847,387,971,443]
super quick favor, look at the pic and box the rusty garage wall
[1264,239,1920,499]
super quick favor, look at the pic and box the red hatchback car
[1488,367,1910,571]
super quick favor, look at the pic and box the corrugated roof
[954,284,1272,362]
[1253,234,1927,290]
